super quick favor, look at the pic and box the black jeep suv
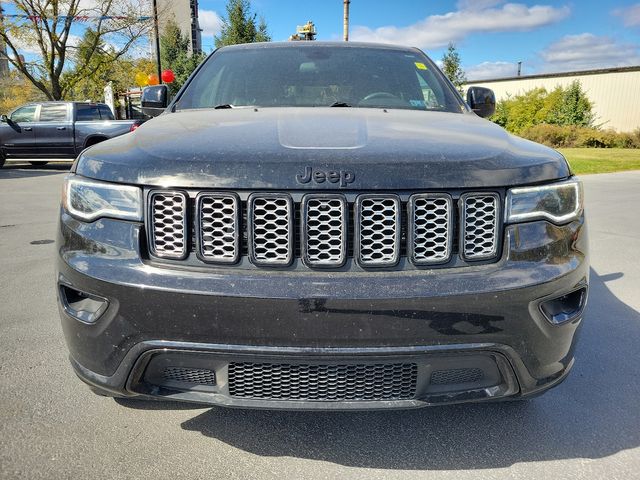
[56,42,588,409]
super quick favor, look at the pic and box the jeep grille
[356,195,401,266]
[302,195,347,267]
[409,194,453,265]
[147,190,501,268]
[461,193,500,260]
[249,194,293,266]
[148,191,187,259]
[197,193,240,263]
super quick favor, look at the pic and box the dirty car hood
[76,108,570,189]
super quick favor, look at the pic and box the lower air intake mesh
[430,368,484,385]
[162,367,217,386]
[228,362,418,401]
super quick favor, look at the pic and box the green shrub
[491,80,595,135]
[520,124,575,147]
[519,124,640,149]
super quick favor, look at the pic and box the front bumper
[56,210,588,409]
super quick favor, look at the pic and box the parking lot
[1,162,639,480]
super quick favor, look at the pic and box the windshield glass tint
[176,46,464,113]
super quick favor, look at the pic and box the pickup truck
[57,42,588,409]
[0,101,142,167]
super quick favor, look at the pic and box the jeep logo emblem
[296,166,355,187]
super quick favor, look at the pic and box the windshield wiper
[213,104,234,109]
[329,101,352,107]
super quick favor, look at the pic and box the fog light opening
[59,284,109,324]
[540,287,587,325]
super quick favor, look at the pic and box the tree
[0,0,152,100]
[559,80,595,128]
[214,0,270,48]
[62,27,114,101]
[441,42,466,95]
[160,18,205,97]
[65,47,156,102]
[0,70,46,114]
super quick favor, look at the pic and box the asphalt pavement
[1,161,639,480]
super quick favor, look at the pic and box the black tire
[29,161,49,166]
[0,150,5,168]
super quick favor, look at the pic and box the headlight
[505,178,583,224]
[63,175,142,222]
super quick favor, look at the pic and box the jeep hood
[76,107,570,189]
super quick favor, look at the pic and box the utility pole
[152,0,162,82]
[343,0,350,41]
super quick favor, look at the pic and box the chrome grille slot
[409,194,452,264]
[149,191,187,259]
[356,195,401,266]
[249,194,293,266]
[461,193,500,260]
[228,362,418,401]
[302,195,347,267]
[197,193,239,263]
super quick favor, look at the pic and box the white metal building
[465,66,640,132]
[157,0,202,54]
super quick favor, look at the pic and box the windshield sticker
[414,62,427,70]
[410,99,426,107]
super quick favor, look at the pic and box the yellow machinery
[289,21,317,41]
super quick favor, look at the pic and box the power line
[3,14,151,21]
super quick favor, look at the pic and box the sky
[197,0,640,80]
[3,0,640,80]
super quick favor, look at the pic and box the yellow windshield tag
[415,62,427,70]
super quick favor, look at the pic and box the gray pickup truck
[0,101,142,168]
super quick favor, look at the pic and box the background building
[0,1,10,77]
[157,0,202,54]
[465,66,640,132]
[0,38,8,78]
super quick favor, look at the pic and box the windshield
[175,45,464,113]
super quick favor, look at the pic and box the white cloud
[539,33,640,72]
[466,61,520,80]
[456,0,504,11]
[199,9,223,40]
[351,3,570,49]
[612,3,640,27]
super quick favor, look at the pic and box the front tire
[29,161,49,166]
[0,150,5,168]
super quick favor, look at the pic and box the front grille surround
[147,190,188,260]
[146,189,504,269]
[355,194,401,267]
[248,193,294,267]
[408,193,454,265]
[301,194,348,268]
[459,192,501,261]
[195,192,240,264]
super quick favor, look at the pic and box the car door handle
[56,126,66,130]
[23,127,32,131]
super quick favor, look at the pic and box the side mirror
[141,85,169,117]
[0,114,8,123]
[467,86,496,118]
